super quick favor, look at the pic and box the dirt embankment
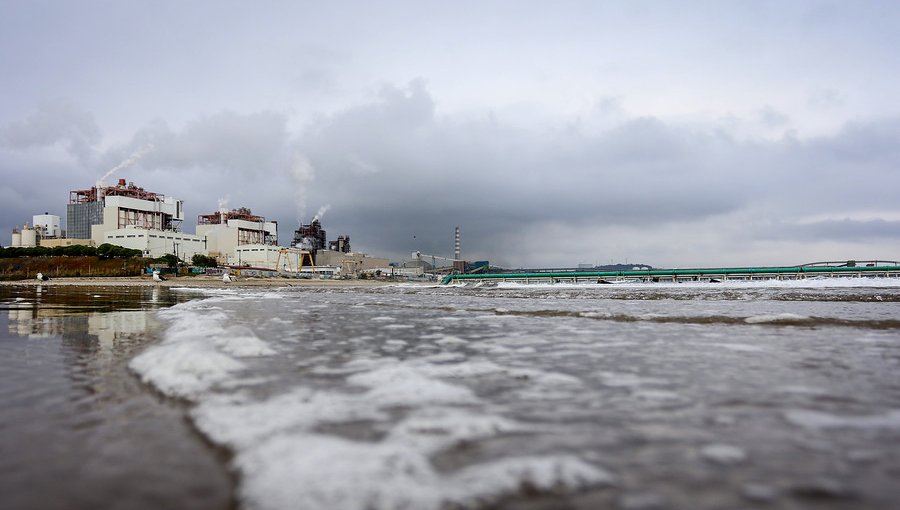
[0,257,147,281]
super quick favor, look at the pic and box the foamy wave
[236,434,610,510]
[237,434,440,510]
[347,364,480,407]
[129,301,275,400]
[129,337,245,399]
[745,313,810,324]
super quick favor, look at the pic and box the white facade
[33,214,62,238]
[232,245,314,272]
[91,195,184,246]
[103,227,206,261]
[197,217,277,265]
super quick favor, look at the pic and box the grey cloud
[292,83,900,263]
[127,111,290,174]
[759,107,789,128]
[76,111,299,236]
[297,84,763,259]
[0,100,100,163]
[768,219,900,243]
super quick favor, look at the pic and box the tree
[191,254,218,267]
[158,254,179,268]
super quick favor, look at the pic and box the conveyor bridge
[440,261,900,285]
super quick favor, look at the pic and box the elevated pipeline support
[440,264,900,285]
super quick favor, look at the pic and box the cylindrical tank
[11,230,21,247]
[21,226,37,247]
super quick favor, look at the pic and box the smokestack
[454,226,460,260]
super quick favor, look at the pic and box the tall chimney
[454,226,460,260]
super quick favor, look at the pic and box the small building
[315,250,390,275]
[39,238,95,249]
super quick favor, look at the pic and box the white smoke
[288,151,315,225]
[98,144,155,186]
[313,204,331,222]
[217,195,231,212]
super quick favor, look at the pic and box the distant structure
[291,219,327,253]
[6,176,392,278]
[290,219,350,262]
[454,226,460,261]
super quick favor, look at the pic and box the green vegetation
[191,254,219,267]
[0,243,142,259]
[157,254,180,268]
[96,243,143,259]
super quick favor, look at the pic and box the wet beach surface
[1,280,900,510]
[0,285,233,510]
[131,281,900,510]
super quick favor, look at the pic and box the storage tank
[11,229,21,247]
[20,225,37,247]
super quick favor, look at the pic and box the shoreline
[0,276,405,288]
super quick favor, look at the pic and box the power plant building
[63,178,207,260]
[196,207,277,265]
[8,176,388,277]
[67,179,185,246]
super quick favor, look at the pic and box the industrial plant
[6,178,390,278]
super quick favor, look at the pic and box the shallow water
[3,280,900,510]
[130,280,900,510]
[0,285,233,510]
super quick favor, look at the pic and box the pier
[440,260,900,285]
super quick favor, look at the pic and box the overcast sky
[2,1,899,267]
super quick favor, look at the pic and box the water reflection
[0,285,232,510]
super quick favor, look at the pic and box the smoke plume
[98,144,155,185]
[313,204,331,222]
[288,151,315,225]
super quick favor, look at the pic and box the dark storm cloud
[295,83,754,257]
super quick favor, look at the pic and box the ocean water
[4,279,900,509]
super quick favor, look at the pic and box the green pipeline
[440,265,900,285]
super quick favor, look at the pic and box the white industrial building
[33,213,62,239]
[7,178,387,277]
[66,179,186,249]
[101,227,208,261]
[196,208,277,265]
